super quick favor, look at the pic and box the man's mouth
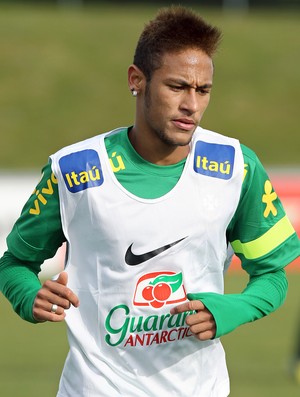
[172,118,196,131]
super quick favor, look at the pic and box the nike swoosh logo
[125,237,187,266]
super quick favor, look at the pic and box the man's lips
[172,118,196,131]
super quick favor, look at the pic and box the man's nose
[180,90,199,114]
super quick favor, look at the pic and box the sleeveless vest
[51,126,244,397]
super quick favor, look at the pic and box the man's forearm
[0,251,42,323]
[188,268,288,338]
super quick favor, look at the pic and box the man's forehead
[156,50,213,82]
[160,48,212,64]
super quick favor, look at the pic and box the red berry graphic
[153,283,171,302]
[150,300,165,308]
[142,285,154,301]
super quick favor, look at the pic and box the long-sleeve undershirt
[0,128,299,336]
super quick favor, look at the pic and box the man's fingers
[33,295,66,322]
[187,314,215,331]
[186,309,212,326]
[196,329,216,341]
[56,271,68,286]
[35,290,69,311]
[33,306,66,323]
[42,275,80,308]
[33,290,78,322]
[170,299,205,315]
[55,272,80,307]
[170,299,216,341]
[32,272,79,323]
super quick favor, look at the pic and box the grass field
[0,3,300,168]
[0,3,299,396]
[223,272,300,397]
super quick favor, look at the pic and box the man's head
[128,7,222,163]
[133,6,222,82]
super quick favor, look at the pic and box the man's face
[142,48,213,147]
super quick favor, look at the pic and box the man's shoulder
[51,135,101,159]
[240,144,259,163]
[194,126,240,146]
[195,127,260,162]
[51,127,127,159]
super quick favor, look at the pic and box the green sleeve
[188,146,298,338]
[188,268,288,338]
[0,161,64,322]
[6,162,65,263]
[0,251,41,323]
[227,145,300,275]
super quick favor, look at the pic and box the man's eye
[170,85,182,91]
[198,89,210,95]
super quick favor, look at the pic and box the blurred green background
[0,2,300,169]
[0,2,299,396]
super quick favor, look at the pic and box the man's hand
[170,300,216,341]
[33,272,79,322]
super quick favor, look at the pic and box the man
[0,6,299,397]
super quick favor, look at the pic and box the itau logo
[133,271,186,309]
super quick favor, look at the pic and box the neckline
[122,127,187,177]
[101,128,194,202]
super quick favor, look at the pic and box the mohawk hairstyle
[133,6,222,81]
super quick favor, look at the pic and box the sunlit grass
[0,4,299,167]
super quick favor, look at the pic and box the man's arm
[0,251,79,323]
[171,145,299,340]
[0,162,71,322]
[0,251,42,322]
[171,268,287,339]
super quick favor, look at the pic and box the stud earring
[131,89,138,97]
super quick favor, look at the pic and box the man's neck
[128,127,190,165]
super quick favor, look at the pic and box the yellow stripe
[231,216,295,260]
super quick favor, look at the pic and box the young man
[0,6,299,397]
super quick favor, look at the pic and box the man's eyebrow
[165,78,212,89]
[198,83,213,89]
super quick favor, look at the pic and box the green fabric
[0,163,64,323]
[226,145,300,275]
[105,127,186,198]
[6,162,65,263]
[0,251,41,323]
[231,215,295,260]
[187,268,288,338]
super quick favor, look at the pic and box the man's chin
[173,139,192,147]
[154,126,195,147]
[170,131,194,147]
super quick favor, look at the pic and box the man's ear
[128,64,145,94]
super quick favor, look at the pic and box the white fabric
[51,126,244,397]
